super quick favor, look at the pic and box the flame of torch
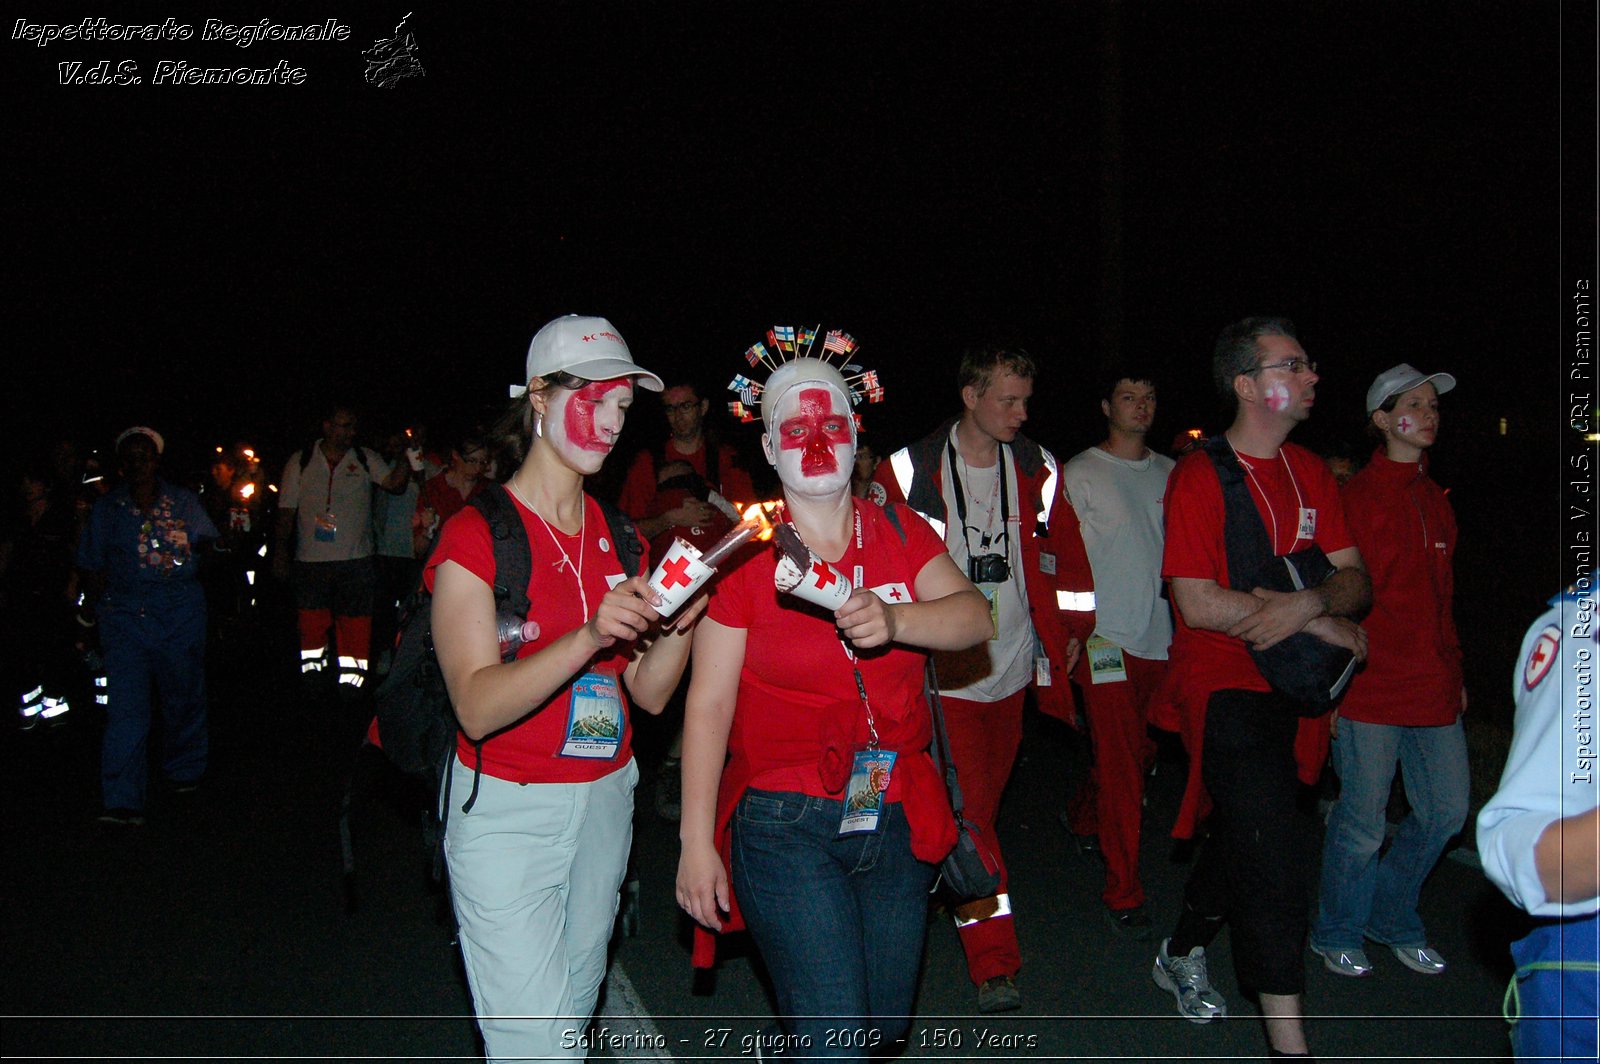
[697,501,783,570]
[239,483,256,500]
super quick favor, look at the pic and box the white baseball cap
[115,426,165,454]
[510,315,664,397]
[1365,363,1456,414]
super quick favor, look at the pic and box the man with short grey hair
[1152,317,1370,1058]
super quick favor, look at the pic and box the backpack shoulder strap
[470,484,533,617]
[596,496,643,578]
[1202,435,1273,592]
[881,499,909,544]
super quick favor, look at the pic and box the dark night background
[7,2,1591,713]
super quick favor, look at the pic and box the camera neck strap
[946,437,1010,556]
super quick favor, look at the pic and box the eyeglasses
[1248,358,1317,375]
[663,401,701,414]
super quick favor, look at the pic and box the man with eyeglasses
[1150,317,1370,1059]
[618,381,757,542]
[414,433,490,556]
[616,381,755,820]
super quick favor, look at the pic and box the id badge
[1039,552,1057,576]
[1087,635,1129,685]
[1035,655,1052,687]
[982,585,1000,641]
[313,511,338,543]
[839,748,897,835]
[559,671,623,759]
[1297,507,1317,540]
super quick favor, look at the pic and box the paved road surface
[3,616,1524,1061]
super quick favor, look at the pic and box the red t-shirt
[425,493,645,784]
[417,473,485,531]
[618,441,759,519]
[707,499,947,798]
[1161,441,1354,697]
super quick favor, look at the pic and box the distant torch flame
[1187,428,1203,440]
[698,500,783,569]
[239,483,256,500]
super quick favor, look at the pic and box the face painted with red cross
[539,378,634,475]
[766,383,855,499]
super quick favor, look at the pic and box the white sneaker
[1152,937,1228,1023]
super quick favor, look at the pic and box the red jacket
[1337,448,1462,726]
[873,419,1096,722]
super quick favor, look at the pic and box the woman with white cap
[1310,363,1467,981]
[428,315,701,1061]
[676,352,991,1058]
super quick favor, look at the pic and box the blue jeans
[1312,718,1468,950]
[732,789,937,1060]
[100,601,209,812]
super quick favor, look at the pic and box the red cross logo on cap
[1524,625,1560,690]
[810,561,837,588]
[659,555,695,590]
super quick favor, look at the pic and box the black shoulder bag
[1204,436,1356,716]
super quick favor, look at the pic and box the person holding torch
[676,335,991,1058]
[427,315,701,1062]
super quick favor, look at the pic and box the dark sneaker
[977,974,1021,1013]
[1152,937,1227,1023]
[1311,944,1374,977]
[97,808,146,827]
[1391,945,1446,974]
[1106,905,1153,940]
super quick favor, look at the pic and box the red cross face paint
[772,385,855,497]
[1382,381,1440,454]
[1264,381,1292,413]
[544,379,633,474]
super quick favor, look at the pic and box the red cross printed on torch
[810,561,837,588]
[659,555,696,590]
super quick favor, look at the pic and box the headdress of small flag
[728,323,886,426]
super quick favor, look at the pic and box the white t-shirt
[933,429,1034,702]
[279,442,394,563]
[1063,445,1175,661]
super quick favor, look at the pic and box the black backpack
[361,485,641,868]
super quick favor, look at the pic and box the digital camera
[968,553,1011,584]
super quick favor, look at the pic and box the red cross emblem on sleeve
[660,555,695,589]
[810,561,837,588]
[1524,625,1560,690]
[888,587,903,600]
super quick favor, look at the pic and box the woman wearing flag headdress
[676,340,990,1057]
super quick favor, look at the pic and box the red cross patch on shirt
[1524,624,1561,690]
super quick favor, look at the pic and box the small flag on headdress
[822,329,856,357]
[745,343,770,368]
[853,412,864,432]
[728,373,761,405]
[866,385,885,403]
[773,325,797,352]
[798,325,817,349]
[729,401,758,422]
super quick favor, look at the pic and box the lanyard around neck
[947,438,1009,554]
